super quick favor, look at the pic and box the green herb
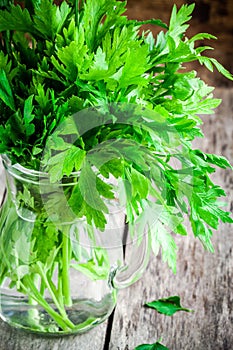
[145,295,193,316]
[134,341,169,350]
[0,0,232,334]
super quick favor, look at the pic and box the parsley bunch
[0,0,232,334]
[0,0,232,268]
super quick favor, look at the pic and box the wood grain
[0,320,108,350]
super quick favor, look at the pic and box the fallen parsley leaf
[145,296,193,316]
[134,341,169,350]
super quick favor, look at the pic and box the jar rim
[1,154,47,177]
[1,154,80,185]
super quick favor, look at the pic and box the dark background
[126,0,233,87]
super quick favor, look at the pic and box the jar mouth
[2,154,47,176]
[1,154,80,185]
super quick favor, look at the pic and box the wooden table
[0,88,232,349]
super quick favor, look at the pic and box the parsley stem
[39,278,45,296]
[2,31,11,56]
[36,263,68,319]
[62,227,72,307]
[57,265,64,306]
[27,274,44,331]
[21,276,75,331]
[75,0,78,26]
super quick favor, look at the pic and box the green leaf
[169,4,195,40]
[84,201,107,229]
[71,247,110,280]
[186,96,221,114]
[189,32,217,43]
[159,207,187,236]
[193,150,233,169]
[135,18,168,30]
[34,83,51,112]
[151,221,177,273]
[198,56,214,72]
[198,207,219,229]
[62,146,86,176]
[96,176,115,199]
[99,158,124,178]
[130,167,149,199]
[33,0,71,39]
[0,4,34,33]
[209,58,233,81]
[32,220,60,265]
[134,341,169,350]
[79,161,108,214]
[53,40,90,81]
[46,146,86,182]
[0,68,15,110]
[46,153,66,183]
[81,47,109,81]
[137,202,178,273]
[67,184,84,217]
[0,52,12,75]
[81,0,126,50]
[16,185,35,209]
[113,44,150,89]
[146,296,193,316]
[23,95,35,136]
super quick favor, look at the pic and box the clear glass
[0,155,150,335]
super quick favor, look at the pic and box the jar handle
[111,230,150,289]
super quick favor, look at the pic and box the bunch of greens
[0,0,232,334]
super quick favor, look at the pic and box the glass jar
[0,155,150,335]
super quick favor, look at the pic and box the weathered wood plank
[0,319,108,350]
[109,88,233,350]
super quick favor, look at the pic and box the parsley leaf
[0,68,15,110]
[134,342,169,350]
[146,296,193,316]
[0,4,34,34]
[33,0,71,40]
